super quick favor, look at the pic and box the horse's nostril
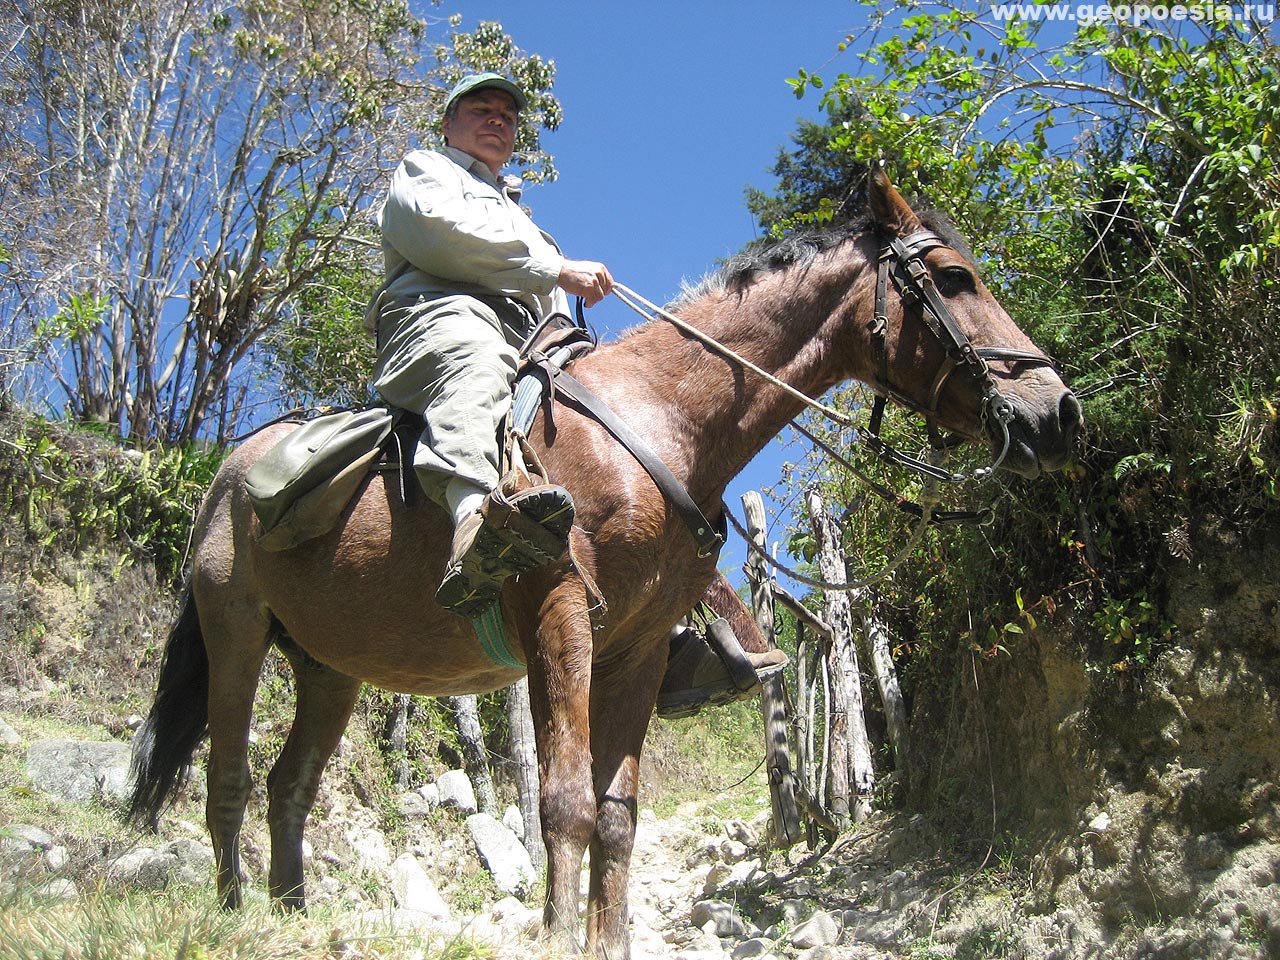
[1060,391,1084,435]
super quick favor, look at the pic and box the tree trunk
[807,489,875,826]
[861,603,910,785]
[504,679,546,872]
[384,693,412,791]
[446,694,498,816]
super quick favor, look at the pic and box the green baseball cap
[443,73,529,114]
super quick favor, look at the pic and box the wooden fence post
[861,604,910,785]
[806,489,875,826]
[505,678,546,872]
[446,694,498,816]
[384,693,412,791]
[742,491,804,849]
[770,582,839,836]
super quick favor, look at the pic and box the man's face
[442,88,519,175]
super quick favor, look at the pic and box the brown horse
[128,170,1081,958]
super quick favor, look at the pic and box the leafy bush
[752,7,1280,686]
[0,403,222,585]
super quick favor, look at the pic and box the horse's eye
[936,266,975,296]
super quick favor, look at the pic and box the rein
[612,282,861,433]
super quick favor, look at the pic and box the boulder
[436,769,477,815]
[109,839,214,890]
[26,738,132,803]
[788,910,841,949]
[690,899,749,938]
[466,812,536,897]
[0,717,20,745]
[389,853,450,920]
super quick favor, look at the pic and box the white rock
[725,819,756,845]
[789,910,840,948]
[1087,811,1112,833]
[772,898,811,928]
[346,825,391,873]
[415,783,440,808]
[686,838,721,868]
[0,824,54,867]
[435,770,477,815]
[0,718,20,745]
[389,853,450,920]
[731,937,776,958]
[26,739,132,803]
[466,812,536,897]
[501,804,525,839]
[37,878,77,900]
[691,899,748,938]
[703,863,732,896]
[690,921,729,953]
[108,847,156,881]
[45,845,68,872]
[630,915,670,957]
[490,895,540,935]
[720,840,750,864]
[109,839,214,890]
[397,791,433,819]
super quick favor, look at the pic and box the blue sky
[431,0,867,581]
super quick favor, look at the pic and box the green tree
[1,2,560,444]
[755,4,1279,673]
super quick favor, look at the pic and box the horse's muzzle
[998,388,1084,478]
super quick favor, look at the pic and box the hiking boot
[435,484,575,618]
[656,619,789,719]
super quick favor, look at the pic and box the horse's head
[862,167,1082,478]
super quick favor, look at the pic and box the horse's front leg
[585,636,668,960]
[516,573,597,950]
[266,640,362,910]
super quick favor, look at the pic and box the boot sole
[436,487,575,617]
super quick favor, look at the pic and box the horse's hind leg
[201,599,274,909]
[266,637,361,911]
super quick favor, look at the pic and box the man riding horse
[363,72,785,711]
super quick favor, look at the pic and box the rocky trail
[0,722,1019,960]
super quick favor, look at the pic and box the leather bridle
[864,228,1057,483]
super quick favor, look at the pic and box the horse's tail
[127,585,209,827]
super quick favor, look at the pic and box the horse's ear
[869,164,923,236]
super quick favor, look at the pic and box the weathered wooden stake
[807,489,875,825]
[742,490,804,848]
[861,604,910,784]
[446,694,497,816]
[505,678,546,872]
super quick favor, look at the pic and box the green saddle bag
[245,407,399,551]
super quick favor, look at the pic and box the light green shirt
[365,145,568,333]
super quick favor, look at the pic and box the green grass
[643,698,772,820]
[0,882,509,960]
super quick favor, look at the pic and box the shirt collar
[441,144,524,203]
[442,144,501,187]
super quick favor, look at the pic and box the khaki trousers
[371,293,535,505]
